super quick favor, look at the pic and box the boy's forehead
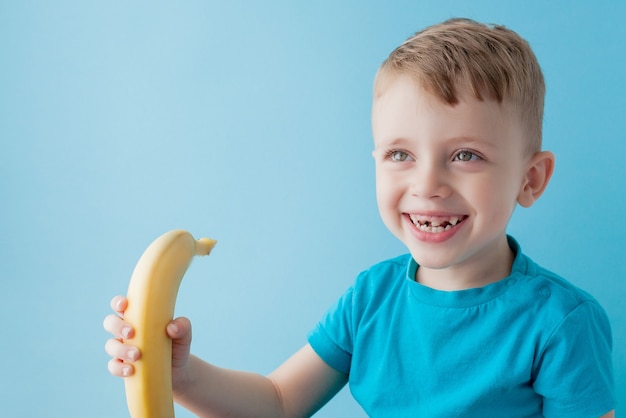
[372,76,524,148]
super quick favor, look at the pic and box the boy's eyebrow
[447,135,499,149]
[374,136,419,147]
[377,137,410,147]
[372,137,411,153]
[375,136,499,150]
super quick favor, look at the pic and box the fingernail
[121,326,131,339]
[122,365,131,377]
[114,297,124,311]
[167,323,179,335]
[127,348,139,361]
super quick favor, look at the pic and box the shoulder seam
[533,299,600,373]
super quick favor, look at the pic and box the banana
[123,229,216,418]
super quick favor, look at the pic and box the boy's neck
[415,238,515,291]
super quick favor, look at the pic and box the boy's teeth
[409,215,464,232]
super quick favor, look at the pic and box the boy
[104,18,615,416]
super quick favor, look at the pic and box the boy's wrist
[172,354,197,399]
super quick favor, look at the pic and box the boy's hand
[103,295,193,391]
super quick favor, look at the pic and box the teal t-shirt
[308,237,614,417]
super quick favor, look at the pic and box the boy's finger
[103,314,134,339]
[167,316,192,341]
[108,358,134,377]
[105,338,141,362]
[110,295,127,313]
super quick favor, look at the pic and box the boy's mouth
[408,214,468,233]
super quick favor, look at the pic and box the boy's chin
[407,248,455,270]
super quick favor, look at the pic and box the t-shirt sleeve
[532,299,615,417]
[307,286,355,375]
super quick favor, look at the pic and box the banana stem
[195,238,217,256]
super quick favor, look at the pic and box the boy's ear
[517,151,555,208]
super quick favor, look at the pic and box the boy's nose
[409,163,451,199]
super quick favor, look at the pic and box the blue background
[1,1,624,416]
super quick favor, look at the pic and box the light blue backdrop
[1,1,624,416]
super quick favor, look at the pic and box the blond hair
[375,18,545,153]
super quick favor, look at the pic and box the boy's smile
[371,75,541,291]
[407,213,468,241]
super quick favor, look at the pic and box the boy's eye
[388,150,410,162]
[454,150,480,162]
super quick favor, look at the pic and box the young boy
[104,18,615,417]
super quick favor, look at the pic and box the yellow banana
[123,229,216,418]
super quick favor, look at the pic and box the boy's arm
[174,344,348,418]
[269,344,349,416]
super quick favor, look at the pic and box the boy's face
[372,76,532,289]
